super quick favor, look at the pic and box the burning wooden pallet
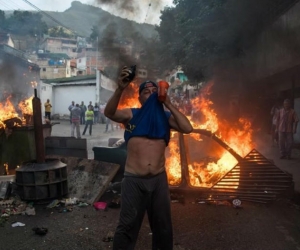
[170,132,294,204]
[200,149,294,203]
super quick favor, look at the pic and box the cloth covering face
[124,92,171,145]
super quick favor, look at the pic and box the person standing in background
[93,103,99,124]
[80,101,87,125]
[104,116,114,133]
[71,103,81,139]
[276,99,299,159]
[44,99,52,120]
[270,101,280,146]
[88,101,94,111]
[99,102,106,124]
[82,106,94,136]
[68,101,75,124]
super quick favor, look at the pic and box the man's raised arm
[104,67,133,124]
[163,96,193,134]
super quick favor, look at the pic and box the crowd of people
[43,99,121,139]
[67,101,122,138]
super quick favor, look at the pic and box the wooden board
[47,155,119,204]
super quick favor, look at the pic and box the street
[0,120,300,250]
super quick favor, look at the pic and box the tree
[5,11,48,37]
[49,26,72,38]
[156,0,229,82]
[0,10,6,29]
[155,0,280,82]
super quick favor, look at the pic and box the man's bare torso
[125,137,166,176]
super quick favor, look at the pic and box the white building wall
[77,57,87,71]
[39,82,53,117]
[52,85,96,117]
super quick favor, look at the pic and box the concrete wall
[39,60,71,79]
[52,85,96,117]
[237,2,300,143]
[39,82,53,117]
[244,1,300,81]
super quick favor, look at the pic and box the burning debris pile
[0,95,34,132]
[118,80,254,188]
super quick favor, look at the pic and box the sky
[0,0,174,24]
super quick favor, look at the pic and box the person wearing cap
[104,66,193,250]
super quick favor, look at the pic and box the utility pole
[96,36,98,73]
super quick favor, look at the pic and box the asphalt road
[0,195,300,250]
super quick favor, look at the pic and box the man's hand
[118,66,132,90]
[161,95,172,107]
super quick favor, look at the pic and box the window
[43,68,46,72]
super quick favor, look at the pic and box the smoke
[94,0,173,24]
[0,55,37,105]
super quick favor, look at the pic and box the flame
[0,96,19,128]
[118,82,141,109]
[18,96,33,115]
[111,80,254,189]
[0,95,34,129]
[167,81,254,188]
[31,81,38,88]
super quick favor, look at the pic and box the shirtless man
[104,66,193,250]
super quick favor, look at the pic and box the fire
[18,96,33,115]
[167,81,254,188]
[0,95,34,129]
[118,82,140,109]
[0,96,19,129]
[31,81,38,88]
[114,80,254,189]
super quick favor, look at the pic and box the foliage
[0,10,5,29]
[155,0,281,82]
[156,0,230,82]
[1,11,48,37]
[49,26,73,38]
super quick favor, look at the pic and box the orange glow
[167,81,253,188]
[18,96,33,115]
[31,81,38,88]
[111,80,254,188]
[0,95,34,129]
[118,82,141,109]
[0,96,19,128]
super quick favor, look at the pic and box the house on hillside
[39,37,79,58]
[35,52,73,79]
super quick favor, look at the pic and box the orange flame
[118,82,140,109]
[112,80,254,189]
[18,96,33,115]
[167,81,254,188]
[0,96,19,128]
[0,95,34,129]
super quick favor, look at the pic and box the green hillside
[42,1,157,39]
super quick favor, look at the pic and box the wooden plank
[47,155,119,204]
